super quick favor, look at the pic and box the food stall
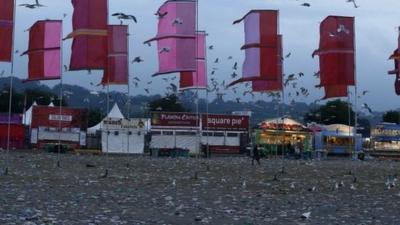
[314,124,362,154]
[255,117,313,155]
[371,123,400,151]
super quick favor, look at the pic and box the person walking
[252,144,261,166]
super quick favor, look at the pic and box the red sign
[31,106,88,129]
[151,112,199,129]
[202,114,249,131]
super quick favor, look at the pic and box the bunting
[179,31,207,90]
[101,25,129,85]
[144,0,197,76]
[22,20,62,81]
[388,30,400,95]
[252,35,283,92]
[65,0,108,70]
[229,10,281,87]
[0,0,14,62]
[313,16,355,99]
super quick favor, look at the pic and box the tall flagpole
[353,18,358,160]
[204,33,209,158]
[4,0,17,175]
[57,20,64,168]
[126,24,131,166]
[102,0,110,178]
[347,89,352,158]
[195,0,200,158]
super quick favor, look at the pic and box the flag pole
[103,0,110,178]
[353,19,358,160]
[57,20,64,168]
[126,24,132,166]
[4,0,17,175]
[347,89,352,158]
[195,0,200,158]
[205,33,209,158]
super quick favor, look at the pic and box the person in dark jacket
[252,144,261,166]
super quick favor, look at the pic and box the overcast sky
[1,0,400,111]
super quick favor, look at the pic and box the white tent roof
[107,103,124,119]
[22,101,37,126]
[260,117,305,127]
[88,104,125,133]
[324,124,355,135]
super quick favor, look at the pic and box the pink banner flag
[65,0,108,71]
[0,0,14,62]
[22,20,62,81]
[145,0,196,76]
[179,31,207,90]
[101,25,129,85]
[252,35,283,92]
[230,10,281,87]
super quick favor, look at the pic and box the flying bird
[112,13,137,23]
[347,0,359,8]
[362,103,373,113]
[159,47,171,54]
[19,0,45,9]
[172,18,183,25]
[155,11,168,19]
[233,62,238,70]
[132,57,143,63]
[300,3,311,7]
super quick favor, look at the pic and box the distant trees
[149,94,187,112]
[382,111,400,124]
[304,99,356,125]
[0,86,66,113]
[88,109,104,128]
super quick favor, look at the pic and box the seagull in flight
[19,0,45,8]
[112,13,137,23]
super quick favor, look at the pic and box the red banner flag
[22,20,62,81]
[313,16,355,87]
[252,35,283,92]
[323,85,348,99]
[229,10,281,87]
[0,0,14,62]
[101,25,129,85]
[388,30,400,96]
[179,31,207,90]
[65,0,108,70]
[144,0,197,76]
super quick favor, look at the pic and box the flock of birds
[10,0,377,115]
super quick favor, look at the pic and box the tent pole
[4,0,17,175]
[57,20,64,168]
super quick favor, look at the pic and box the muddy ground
[0,151,399,225]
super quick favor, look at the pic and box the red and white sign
[31,106,88,129]
[151,112,199,129]
[202,114,249,131]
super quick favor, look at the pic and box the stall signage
[202,114,249,131]
[49,114,73,122]
[103,118,146,129]
[151,112,199,128]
